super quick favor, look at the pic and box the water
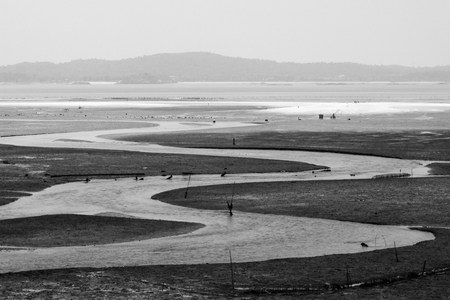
[1,82,450,100]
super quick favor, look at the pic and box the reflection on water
[0,176,434,272]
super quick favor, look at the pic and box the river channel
[0,121,436,272]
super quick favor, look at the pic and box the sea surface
[1,82,450,102]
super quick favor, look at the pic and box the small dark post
[346,265,351,287]
[394,242,399,262]
[422,260,427,276]
[232,138,235,145]
[184,175,191,199]
[227,200,233,216]
[229,250,235,290]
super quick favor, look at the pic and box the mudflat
[1,87,450,299]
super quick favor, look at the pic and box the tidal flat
[1,82,450,299]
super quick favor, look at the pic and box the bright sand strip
[257,101,450,116]
[2,99,450,116]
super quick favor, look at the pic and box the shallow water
[1,82,450,100]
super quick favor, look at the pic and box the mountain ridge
[1,52,449,83]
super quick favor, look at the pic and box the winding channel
[0,121,435,273]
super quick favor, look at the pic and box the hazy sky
[1,0,450,67]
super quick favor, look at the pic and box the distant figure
[361,242,369,247]
[135,176,138,181]
[85,178,90,183]
[166,175,173,180]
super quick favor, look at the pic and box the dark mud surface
[0,214,204,247]
[1,228,450,299]
[153,177,450,227]
[112,128,450,161]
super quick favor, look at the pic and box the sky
[1,0,450,67]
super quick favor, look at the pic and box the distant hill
[1,52,449,83]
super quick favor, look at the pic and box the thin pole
[229,250,235,290]
[422,260,427,276]
[184,175,191,199]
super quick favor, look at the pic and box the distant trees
[1,52,449,83]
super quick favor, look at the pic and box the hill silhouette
[1,52,449,83]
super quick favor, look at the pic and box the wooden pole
[229,250,235,290]
[184,175,191,199]
[422,260,427,276]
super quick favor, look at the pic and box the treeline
[1,52,449,83]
